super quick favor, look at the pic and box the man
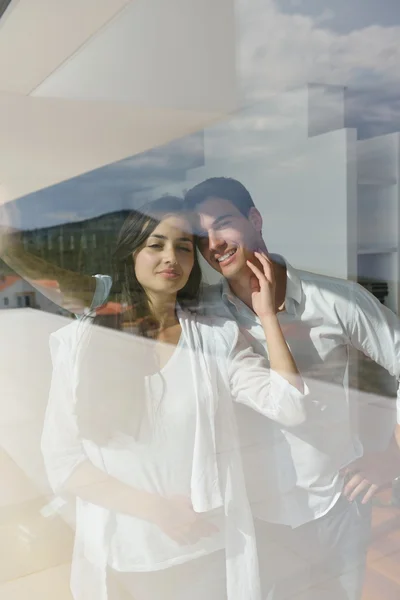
[184,177,400,600]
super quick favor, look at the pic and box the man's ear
[248,207,263,233]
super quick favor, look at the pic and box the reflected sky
[7,0,400,230]
[237,0,400,136]
[11,133,204,230]
[276,0,400,33]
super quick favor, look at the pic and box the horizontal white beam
[0,93,223,203]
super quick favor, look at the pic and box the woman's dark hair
[105,195,201,333]
[75,196,201,445]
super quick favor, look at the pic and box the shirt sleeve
[227,329,308,427]
[41,332,87,494]
[347,282,400,424]
[90,274,113,310]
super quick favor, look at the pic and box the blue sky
[11,0,400,231]
[13,133,204,230]
[277,0,400,33]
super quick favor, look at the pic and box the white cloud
[236,0,400,103]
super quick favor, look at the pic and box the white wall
[0,279,69,316]
[186,86,357,280]
[0,279,31,309]
[0,309,70,495]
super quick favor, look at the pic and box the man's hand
[247,251,276,318]
[341,434,400,504]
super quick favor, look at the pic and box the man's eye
[216,220,230,229]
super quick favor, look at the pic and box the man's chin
[207,257,243,279]
[220,262,245,280]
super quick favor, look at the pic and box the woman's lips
[158,270,180,279]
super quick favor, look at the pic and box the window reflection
[0,2,400,599]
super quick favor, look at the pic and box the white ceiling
[0,0,236,204]
[0,0,131,95]
[31,0,237,113]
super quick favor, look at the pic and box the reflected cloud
[11,133,204,230]
[275,0,400,33]
[7,2,400,231]
[237,0,400,127]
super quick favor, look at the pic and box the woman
[41,196,307,600]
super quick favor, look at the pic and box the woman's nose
[163,248,178,264]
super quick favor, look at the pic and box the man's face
[196,196,262,280]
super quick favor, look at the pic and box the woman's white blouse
[41,310,308,600]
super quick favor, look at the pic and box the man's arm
[342,282,400,502]
[348,282,400,425]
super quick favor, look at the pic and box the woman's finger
[249,275,259,292]
[256,250,272,264]
[254,252,274,280]
[246,260,265,283]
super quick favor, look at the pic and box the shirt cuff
[90,274,112,310]
[270,369,309,396]
[269,369,309,426]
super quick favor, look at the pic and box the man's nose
[208,230,224,251]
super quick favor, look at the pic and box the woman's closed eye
[216,220,231,230]
[147,243,192,253]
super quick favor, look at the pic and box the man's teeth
[217,250,236,263]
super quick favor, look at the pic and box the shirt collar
[273,254,303,307]
[221,254,303,315]
[221,277,241,312]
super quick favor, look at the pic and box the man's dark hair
[184,177,255,218]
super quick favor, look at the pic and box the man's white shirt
[200,255,400,528]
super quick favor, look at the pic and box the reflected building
[0,210,131,315]
[19,210,130,277]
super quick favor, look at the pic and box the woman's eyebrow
[148,234,166,240]
[149,234,193,243]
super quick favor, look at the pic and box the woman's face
[134,215,195,298]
